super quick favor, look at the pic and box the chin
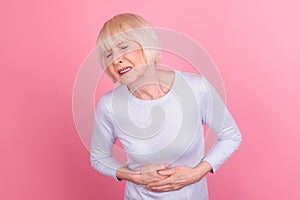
[119,71,139,85]
[119,77,135,85]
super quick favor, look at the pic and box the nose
[113,55,124,65]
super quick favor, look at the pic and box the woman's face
[104,40,148,85]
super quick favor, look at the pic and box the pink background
[1,0,299,199]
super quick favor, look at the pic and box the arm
[90,97,170,183]
[90,98,123,181]
[200,77,242,173]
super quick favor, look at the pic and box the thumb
[158,168,175,176]
[157,163,170,170]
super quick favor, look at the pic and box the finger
[148,184,172,192]
[146,176,172,188]
[142,163,169,173]
[149,184,183,193]
[157,168,175,176]
[156,163,170,170]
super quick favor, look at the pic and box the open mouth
[118,66,133,76]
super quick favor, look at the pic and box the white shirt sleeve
[200,77,242,173]
[90,97,123,181]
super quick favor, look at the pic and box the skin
[104,40,149,86]
[146,161,212,192]
[104,40,172,98]
[104,40,213,192]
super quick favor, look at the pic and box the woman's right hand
[134,163,170,185]
[116,163,170,185]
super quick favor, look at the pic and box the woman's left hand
[145,161,212,193]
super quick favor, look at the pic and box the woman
[90,13,242,200]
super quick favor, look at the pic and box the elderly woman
[90,13,242,200]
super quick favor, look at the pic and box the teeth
[120,67,132,74]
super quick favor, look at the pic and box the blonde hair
[96,13,161,68]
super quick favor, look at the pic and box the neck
[127,66,171,100]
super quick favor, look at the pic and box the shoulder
[176,70,206,87]
[176,70,213,100]
[95,85,125,113]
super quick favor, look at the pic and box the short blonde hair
[97,13,161,68]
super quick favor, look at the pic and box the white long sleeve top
[90,70,242,200]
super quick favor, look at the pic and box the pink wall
[1,0,299,199]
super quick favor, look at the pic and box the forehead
[99,31,133,52]
[97,19,151,57]
[99,20,130,47]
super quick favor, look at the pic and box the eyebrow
[116,41,129,46]
[105,41,129,50]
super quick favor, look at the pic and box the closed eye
[120,46,128,49]
[106,53,112,58]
